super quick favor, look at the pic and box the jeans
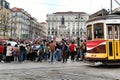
[19,51,24,62]
[56,49,62,61]
[44,53,49,60]
[79,50,85,60]
[50,51,55,63]
[37,54,43,62]
[14,56,18,62]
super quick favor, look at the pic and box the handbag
[74,47,76,52]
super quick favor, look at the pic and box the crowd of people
[0,38,86,64]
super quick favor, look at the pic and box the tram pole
[110,0,112,13]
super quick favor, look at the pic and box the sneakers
[1,60,5,63]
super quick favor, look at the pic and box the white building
[46,11,89,40]
[11,7,31,39]
[11,7,42,40]
[40,22,47,37]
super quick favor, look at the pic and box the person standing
[44,43,49,61]
[6,43,13,63]
[61,40,68,63]
[19,41,26,63]
[1,43,7,63]
[79,40,86,60]
[37,44,44,62]
[49,40,56,63]
[69,41,77,61]
[55,42,62,61]
[12,44,19,62]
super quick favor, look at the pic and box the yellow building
[0,0,11,39]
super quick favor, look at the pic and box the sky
[7,0,120,22]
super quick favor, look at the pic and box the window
[68,32,70,34]
[107,25,113,39]
[48,27,50,30]
[56,17,58,20]
[73,22,75,26]
[115,25,118,39]
[55,31,57,35]
[72,32,75,35]
[94,23,104,39]
[61,17,65,25]
[48,22,50,26]
[107,25,119,39]
[68,22,70,26]
[81,17,83,20]
[52,22,54,26]
[52,27,54,30]
[52,31,54,35]
[87,25,92,40]
[48,17,50,20]
[48,31,50,35]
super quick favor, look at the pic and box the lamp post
[76,14,80,47]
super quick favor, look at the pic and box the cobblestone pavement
[0,60,120,80]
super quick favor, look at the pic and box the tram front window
[87,25,92,40]
[94,23,104,39]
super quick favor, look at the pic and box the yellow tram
[85,9,120,65]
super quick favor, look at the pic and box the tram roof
[87,8,120,23]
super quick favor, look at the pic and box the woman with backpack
[37,44,45,62]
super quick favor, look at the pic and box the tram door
[107,25,120,60]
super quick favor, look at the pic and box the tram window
[87,26,92,40]
[108,27,113,39]
[115,26,118,39]
[108,25,119,39]
[119,25,120,39]
[94,23,104,39]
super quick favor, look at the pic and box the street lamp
[76,14,80,47]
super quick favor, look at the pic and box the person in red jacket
[0,42,5,62]
[69,41,77,61]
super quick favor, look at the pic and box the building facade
[46,11,89,40]
[0,0,11,39]
[11,7,42,40]
[40,22,47,37]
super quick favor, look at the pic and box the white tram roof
[86,8,120,24]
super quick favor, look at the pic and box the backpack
[80,42,85,50]
[37,48,42,56]
[45,46,49,53]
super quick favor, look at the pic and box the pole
[77,14,80,47]
[29,18,31,39]
[110,0,112,13]
[3,16,6,38]
[3,26,5,37]
[115,0,120,6]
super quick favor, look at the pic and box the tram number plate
[91,55,96,57]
